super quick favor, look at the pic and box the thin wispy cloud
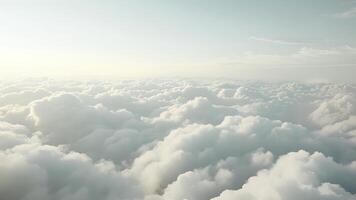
[223,45,356,70]
[249,36,307,45]
[333,6,356,18]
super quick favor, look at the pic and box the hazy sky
[0,0,356,81]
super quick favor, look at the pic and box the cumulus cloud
[28,93,138,144]
[149,97,238,125]
[213,151,356,200]
[0,78,355,200]
[0,143,142,200]
[309,93,355,127]
[0,121,33,150]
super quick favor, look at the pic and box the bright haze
[1,1,356,200]
[1,0,356,82]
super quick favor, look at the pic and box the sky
[0,0,356,81]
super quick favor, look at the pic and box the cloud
[0,142,143,200]
[161,149,274,200]
[28,93,138,144]
[149,97,238,125]
[127,114,356,197]
[309,93,355,127]
[334,7,356,18]
[0,79,355,199]
[0,89,50,107]
[249,36,307,45]
[0,121,34,150]
[315,116,356,143]
[231,46,356,67]
[212,150,356,200]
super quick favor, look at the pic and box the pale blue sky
[0,0,355,81]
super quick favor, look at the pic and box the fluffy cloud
[0,121,33,150]
[127,113,356,197]
[149,97,238,125]
[0,89,50,107]
[213,151,356,200]
[28,93,139,144]
[0,79,355,200]
[0,143,142,200]
[160,149,274,200]
[310,93,355,127]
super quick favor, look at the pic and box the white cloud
[249,36,306,45]
[309,93,355,127]
[28,93,138,144]
[334,7,356,18]
[212,150,356,200]
[0,143,143,200]
[225,46,356,71]
[0,79,355,199]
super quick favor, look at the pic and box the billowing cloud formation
[0,143,142,200]
[213,150,356,200]
[0,78,355,200]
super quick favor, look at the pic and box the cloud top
[0,78,355,200]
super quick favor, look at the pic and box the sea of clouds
[0,78,355,200]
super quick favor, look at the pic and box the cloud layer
[0,78,355,200]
